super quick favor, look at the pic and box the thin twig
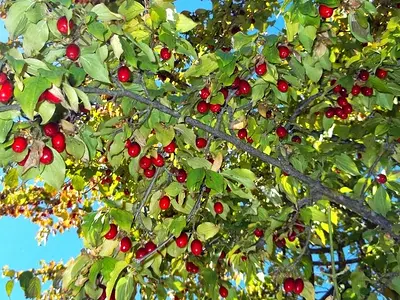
[288,92,322,123]
[328,206,341,299]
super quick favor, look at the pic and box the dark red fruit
[160,47,172,60]
[273,233,286,248]
[351,85,361,96]
[291,135,301,143]
[41,90,61,104]
[186,261,199,274]
[12,136,28,153]
[176,232,188,248]
[237,128,247,139]
[276,126,288,139]
[143,167,156,178]
[197,101,209,114]
[128,142,141,157]
[376,68,388,79]
[277,80,289,92]
[40,146,54,165]
[239,80,251,95]
[210,103,221,113]
[247,137,253,144]
[214,202,223,214]
[43,123,59,137]
[18,151,30,166]
[319,4,334,18]
[359,69,369,81]
[295,222,305,233]
[200,87,210,99]
[144,241,157,253]
[231,77,241,89]
[361,86,373,97]
[376,174,387,184]
[294,278,304,295]
[190,239,202,256]
[287,231,296,242]
[52,132,66,153]
[0,73,7,84]
[135,247,147,259]
[104,224,118,240]
[0,81,13,103]
[120,237,132,252]
[196,137,207,149]
[57,16,74,35]
[159,195,171,210]
[219,286,228,298]
[254,228,264,238]
[337,96,348,107]
[220,88,228,99]
[176,169,187,183]
[278,45,290,59]
[325,107,335,118]
[255,63,267,76]
[164,141,177,153]
[66,44,80,61]
[336,108,348,120]
[343,104,353,114]
[151,153,164,167]
[283,277,295,293]
[118,66,131,82]
[139,156,152,169]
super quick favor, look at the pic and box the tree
[0,0,399,298]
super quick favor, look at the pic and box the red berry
[376,174,387,184]
[45,91,62,104]
[291,135,301,143]
[336,108,348,120]
[118,66,131,82]
[220,88,228,99]
[196,137,207,149]
[278,46,290,59]
[295,222,305,233]
[283,277,295,293]
[66,44,80,61]
[176,169,187,183]
[197,101,209,114]
[144,241,157,253]
[143,167,156,178]
[351,85,361,96]
[120,237,132,252]
[214,202,224,214]
[237,128,247,139]
[325,107,335,118]
[12,136,28,153]
[340,87,348,97]
[294,278,304,295]
[160,47,172,60]
[219,286,228,298]
[359,69,369,81]
[254,228,264,238]
[210,103,221,113]
[255,62,267,76]
[376,68,388,79]
[361,86,373,97]
[0,73,7,85]
[337,96,348,107]
[176,232,188,248]
[273,233,286,248]
[186,262,199,274]
[287,231,296,242]
[43,123,59,137]
[128,142,141,157]
[57,16,74,35]
[190,239,202,256]
[159,195,171,210]
[51,132,66,153]
[276,126,288,139]
[319,4,334,18]
[277,80,289,93]
[239,80,251,96]
[199,87,210,100]
[343,104,353,114]
[18,151,30,166]
[104,224,118,240]
[219,251,226,260]
[151,153,164,167]
[135,247,147,259]
[164,141,177,153]
[139,156,152,169]
[0,81,13,103]
[247,137,253,144]
[40,146,54,165]
[231,77,241,89]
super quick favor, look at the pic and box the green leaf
[0,119,13,144]
[66,136,86,160]
[40,148,66,189]
[116,276,134,300]
[37,101,56,125]
[197,222,220,241]
[301,281,315,300]
[304,62,323,83]
[176,14,198,33]
[222,168,256,189]
[232,32,256,51]
[184,53,218,78]
[4,168,19,189]
[390,276,400,295]
[369,185,391,217]
[205,170,224,193]
[23,20,48,56]
[110,208,133,232]
[80,53,110,83]
[19,271,33,294]
[164,182,183,197]
[187,168,205,191]
[174,124,197,149]
[63,83,79,112]
[15,77,51,120]
[154,123,174,146]
[72,175,85,191]
[26,277,41,299]
[134,40,156,63]
[4,0,34,39]
[6,280,14,297]
[118,0,144,21]
[92,3,123,22]
[333,154,360,176]
[106,261,128,299]
[299,26,317,53]
[169,216,186,237]
[186,157,212,169]
[349,13,372,43]
[368,77,392,93]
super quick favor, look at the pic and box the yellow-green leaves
[176,14,198,33]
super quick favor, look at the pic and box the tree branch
[0,104,20,112]
[288,92,322,123]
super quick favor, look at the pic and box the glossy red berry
[294,278,305,295]
[336,108,348,120]
[164,141,177,153]
[337,96,348,107]
[278,45,290,59]
[277,80,289,93]
[0,81,13,103]
[43,123,59,137]
[219,286,228,298]
[144,241,157,253]
[120,237,132,252]
[254,228,264,238]
[190,239,202,256]
[283,277,295,293]
[220,88,229,99]
[376,174,387,184]
[276,126,288,139]
[176,232,188,248]
[12,137,28,153]
[159,196,171,210]
[118,66,131,82]
[255,63,267,76]
[66,44,80,61]
[143,167,156,178]
[135,247,147,259]
[139,156,152,169]
[214,202,224,214]
[319,4,334,18]
[199,87,210,99]
[176,169,187,183]
[239,80,251,96]
[104,224,118,240]
[57,16,74,35]
[291,135,301,143]
[351,85,361,96]
[40,146,54,165]
[209,103,221,113]
[196,137,207,149]
[231,77,241,89]
[237,128,247,139]
[18,151,30,166]
[325,107,335,118]
[0,73,7,85]
[197,101,209,114]
[186,261,199,274]
[343,104,353,114]
[273,233,286,248]
[160,47,172,60]
[44,91,62,104]
[376,68,388,79]
[295,222,305,233]
[128,142,141,157]
[247,137,253,144]
[359,69,369,81]
[151,153,164,167]
[287,231,296,242]
[361,86,373,97]
[51,132,66,153]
